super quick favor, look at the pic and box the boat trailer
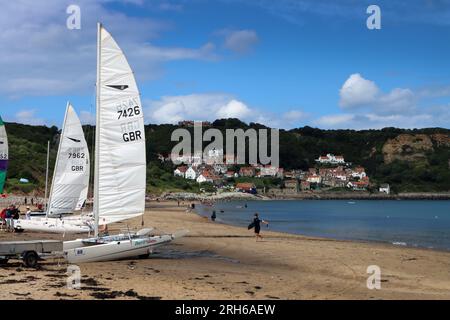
[0,240,63,268]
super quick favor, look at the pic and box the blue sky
[1,0,450,129]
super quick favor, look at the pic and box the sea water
[196,200,450,251]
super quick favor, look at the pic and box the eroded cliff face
[382,134,432,164]
[382,133,450,164]
[431,134,450,147]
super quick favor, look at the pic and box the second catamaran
[15,103,92,233]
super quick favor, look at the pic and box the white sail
[95,25,146,228]
[47,103,90,216]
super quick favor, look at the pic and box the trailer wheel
[23,251,39,268]
[0,258,9,265]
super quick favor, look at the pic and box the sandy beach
[1,201,450,300]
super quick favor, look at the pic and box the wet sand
[1,201,450,300]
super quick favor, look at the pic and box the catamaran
[63,23,182,263]
[0,116,8,196]
[14,103,92,233]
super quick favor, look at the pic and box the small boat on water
[63,23,183,263]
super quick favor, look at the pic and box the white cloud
[282,110,306,121]
[314,114,355,127]
[217,100,251,118]
[158,2,183,11]
[146,93,305,128]
[14,110,46,126]
[147,93,252,123]
[339,73,379,108]
[377,88,415,114]
[339,73,418,115]
[0,0,217,97]
[314,113,436,130]
[218,29,259,54]
[314,73,450,129]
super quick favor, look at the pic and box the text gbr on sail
[121,120,142,142]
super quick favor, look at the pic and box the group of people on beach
[0,205,34,232]
[0,205,20,232]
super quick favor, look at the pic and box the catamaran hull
[14,219,92,234]
[63,235,173,263]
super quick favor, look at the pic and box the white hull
[63,234,173,263]
[14,218,92,234]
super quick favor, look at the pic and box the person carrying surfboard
[248,213,269,241]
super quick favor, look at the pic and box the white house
[379,184,390,194]
[196,170,215,184]
[259,166,278,177]
[185,167,198,180]
[174,166,188,178]
[351,167,366,179]
[315,153,345,164]
[307,174,322,184]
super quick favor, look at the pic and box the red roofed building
[239,166,256,177]
[174,166,188,178]
[235,183,257,194]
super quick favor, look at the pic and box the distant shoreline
[161,191,450,202]
[268,192,450,201]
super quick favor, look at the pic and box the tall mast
[44,140,50,212]
[94,22,101,237]
[46,102,70,217]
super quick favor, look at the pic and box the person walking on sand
[211,210,216,222]
[248,213,269,241]
[25,206,31,220]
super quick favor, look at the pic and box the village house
[185,167,198,180]
[351,166,366,179]
[224,170,238,178]
[333,169,347,181]
[196,170,216,184]
[319,168,332,177]
[239,166,256,177]
[284,179,299,192]
[283,170,295,179]
[321,176,334,187]
[347,177,370,190]
[379,183,390,194]
[307,174,322,184]
[235,183,257,194]
[259,165,279,177]
[333,179,347,188]
[300,180,311,191]
[315,153,345,164]
[174,166,188,178]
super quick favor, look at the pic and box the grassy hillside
[3,120,450,194]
